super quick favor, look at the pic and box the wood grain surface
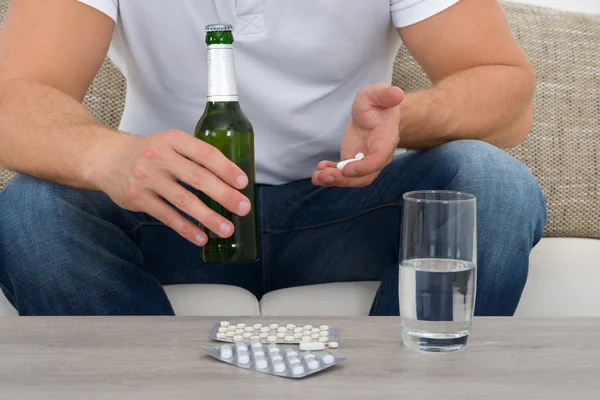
[0,317,599,399]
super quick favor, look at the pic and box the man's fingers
[313,167,380,188]
[362,83,405,109]
[150,175,235,240]
[167,157,251,217]
[142,193,208,246]
[170,132,249,190]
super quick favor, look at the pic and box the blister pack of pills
[202,340,345,379]
[211,321,340,347]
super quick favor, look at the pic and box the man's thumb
[365,83,405,108]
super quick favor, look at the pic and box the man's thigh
[263,150,452,292]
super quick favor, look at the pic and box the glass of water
[400,190,477,352]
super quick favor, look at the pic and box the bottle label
[207,44,239,102]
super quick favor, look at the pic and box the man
[0,0,546,316]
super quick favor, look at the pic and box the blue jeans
[0,140,547,316]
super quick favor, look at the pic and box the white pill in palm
[328,341,339,349]
[267,335,277,342]
[277,326,287,333]
[292,365,305,375]
[220,321,230,327]
[321,352,335,364]
[233,335,243,341]
[355,153,364,160]
[269,323,279,330]
[273,361,286,373]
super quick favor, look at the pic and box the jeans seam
[263,187,271,294]
[265,202,402,234]
[371,284,383,316]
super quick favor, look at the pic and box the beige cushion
[0,284,260,317]
[515,238,600,317]
[259,281,380,317]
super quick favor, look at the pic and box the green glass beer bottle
[194,24,259,264]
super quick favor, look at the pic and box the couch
[1,1,599,317]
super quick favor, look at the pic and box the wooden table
[0,317,599,399]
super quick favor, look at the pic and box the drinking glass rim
[403,190,476,204]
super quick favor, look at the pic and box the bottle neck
[206,44,238,102]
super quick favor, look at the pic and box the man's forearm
[0,77,121,190]
[397,64,535,149]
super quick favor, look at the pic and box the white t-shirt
[78,0,459,185]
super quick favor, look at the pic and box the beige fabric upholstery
[163,284,260,316]
[0,1,599,239]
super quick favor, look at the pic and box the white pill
[320,330,329,337]
[303,331,312,337]
[260,326,270,333]
[288,357,301,366]
[276,332,286,338]
[294,327,303,333]
[236,323,246,328]
[235,329,244,334]
[284,335,295,342]
[233,335,243,342]
[218,327,227,333]
[244,326,254,332]
[235,342,248,351]
[243,332,252,338]
[355,153,365,160]
[294,332,303,339]
[268,344,280,353]
[319,336,329,343]
[286,324,296,330]
[307,359,320,370]
[311,333,320,339]
[300,341,326,351]
[269,323,279,330]
[328,341,339,349]
[255,356,268,369]
[319,325,330,331]
[321,353,335,364]
[277,326,287,333]
[216,333,226,339]
[292,365,305,375]
[273,361,286,373]
[285,349,298,358]
[253,350,265,358]
[259,333,268,339]
[252,323,262,330]
[303,352,316,360]
[250,336,260,340]
[220,321,230,327]
[271,354,283,362]
[238,353,250,365]
[250,339,262,349]
[311,327,320,333]
[301,336,312,342]
[303,325,313,330]
[227,325,236,331]
[267,335,278,342]
[220,345,233,359]
[226,331,235,337]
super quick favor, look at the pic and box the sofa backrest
[0,1,598,239]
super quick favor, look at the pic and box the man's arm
[396,0,535,149]
[0,0,117,188]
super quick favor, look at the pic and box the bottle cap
[205,24,233,32]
